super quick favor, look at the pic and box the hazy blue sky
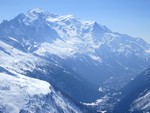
[0,0,150,42]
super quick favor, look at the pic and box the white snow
[97,110,107,113]
[98,87,104,92]
[131,90,150,112]
[0,40,47,74]
[8,36,19,42]
[0,73,51,113]
[0,72,83,113]
[90,55,102,62]
[82,95,108,106]
[145,49,150,53]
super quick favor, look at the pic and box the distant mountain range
[0,8,150,113]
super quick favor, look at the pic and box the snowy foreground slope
[0,73,86,113]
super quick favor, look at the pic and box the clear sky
[0,0,150,43]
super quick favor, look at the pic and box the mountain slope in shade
[113,67,150,113]
[0,38,100,103]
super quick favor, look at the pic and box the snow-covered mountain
[0,8,150,112]
[0,37,100,103]
[0,39,95,113]
[113,67,150,113]
[1,8,150,90]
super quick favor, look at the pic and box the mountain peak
[26,8,58,19]
[28,8,45,14]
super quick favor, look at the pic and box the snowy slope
[0,39,42,74]
[0,72,86,113]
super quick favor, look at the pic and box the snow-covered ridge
[0,39,44,74]
[0,72,51,113]
[0,72,84,113]
[1,8,149,59]
[23,9,150,58]
[23,8,58,24]
[131,90,150,112]
[0,73,51,97]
